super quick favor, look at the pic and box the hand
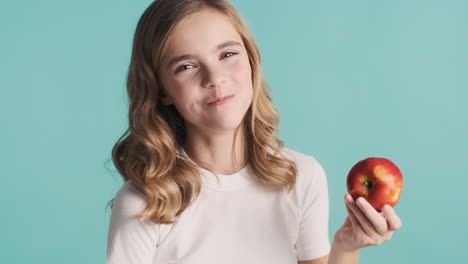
[333,194,403,252]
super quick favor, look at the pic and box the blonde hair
[109,0,298,224]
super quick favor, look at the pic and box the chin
[208,115,246,131]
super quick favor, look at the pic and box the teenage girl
[106,1,402,263]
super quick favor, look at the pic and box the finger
[382,205,403,231]
[344,195,360,231]
[355,197,389,235]
[345,194,379,238]
[343,214,352,227]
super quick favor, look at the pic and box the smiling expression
[158,8,253,133]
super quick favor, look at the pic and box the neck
[183,124,247,175]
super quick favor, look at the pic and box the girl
[106,0,402,263]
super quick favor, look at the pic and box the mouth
[208,94,234,105]
[207,94,234,106]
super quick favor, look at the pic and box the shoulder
[281,146,315,163]
[114,180,145,205]
[107,181,160,261]
[280,146,328,190]
[281,146,326,176]
[112,180,148,220]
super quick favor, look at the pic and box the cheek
[167,81,197,102]
[233,56,253,88]
[168,83,205,116]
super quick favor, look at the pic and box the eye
[174,64,194,73]
[174,52,238,74]
[222,51,238,58]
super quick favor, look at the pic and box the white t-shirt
[106,146,331,264]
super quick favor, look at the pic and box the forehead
[163,8,243,57]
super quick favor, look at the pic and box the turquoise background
[1,0,466,263]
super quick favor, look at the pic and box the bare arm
[327,239,359,264]
[298,254,328,264]
[299,193,402,264]
[297,240,359,264]
[328,194,401,264]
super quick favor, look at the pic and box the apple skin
[346,157,404,212]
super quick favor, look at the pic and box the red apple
[346,157,404,212]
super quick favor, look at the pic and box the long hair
[109,0,298,224]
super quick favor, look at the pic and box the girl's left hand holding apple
[333,193,403,252]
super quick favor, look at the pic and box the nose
[201,63,227,89]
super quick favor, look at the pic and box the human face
[158,8,253,134]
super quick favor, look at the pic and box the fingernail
[345,194,354,203]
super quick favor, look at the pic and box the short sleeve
[106,181,159,264]
[296,156,331,261]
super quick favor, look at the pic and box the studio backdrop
[1,0,466,263]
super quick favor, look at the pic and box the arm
[327,239,359,264]
[295,156,332,262]
[298,254,329,264]
[297,239,360,264]
[327,194,402,264]
[107,181,159,264]
[298,170,402,264]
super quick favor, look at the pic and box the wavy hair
[109,0,298,224]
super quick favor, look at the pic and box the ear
[161,96,173,105]
[160,89,173,105]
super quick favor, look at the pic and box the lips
[207,95,234,105]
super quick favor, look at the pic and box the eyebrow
[166,40,242,69]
